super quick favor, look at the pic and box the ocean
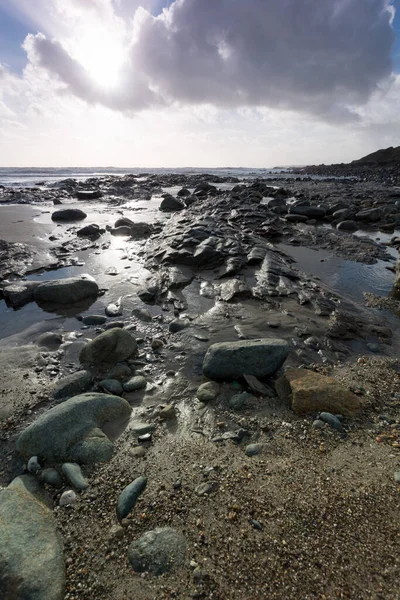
[0,166,290,187]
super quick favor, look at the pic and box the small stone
[27,456,41,475]
[151,339,164,351]
[59,490,76,506]
[138,433,152,443]
[173,481,182,490]
[250,519,263,530]
[128,528,186,575]
[196,381,220,402]
[195,482,215,496]
[117,476,147,520]
[61,463,89,490]
[312,419,325,429]
[100,379,123,396]
[124,376,147,392]
[108,524,125,541]
[229,392,253,411]
[130,446,146,458]
[394,472,400,484]
[245,444,262,457]
[319,412,345,434]
[41,468,63,487]
[159,405,176,421]
[131,422,156,436]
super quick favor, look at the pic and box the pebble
[130,445,146,458]
[159,405,177,420]
[196,381,220,402]
[27,456,41,474]
[312,419,325,429]
[250,519,263,530]
[151,339,164,351]
[108,524,125,541]
[123,376,147,392]
[195,482,215,496]
[62,463,89,491]
[319,412,345,434]
[59,490,76,506]
[245,444,262,457]
[42,468,62,487]
[117,476,148,520]
[131,422,156,435]
[138,433,152,443]
[394,472,400,484]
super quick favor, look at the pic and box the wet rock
[337,220,358,232]
[106,364,132,380]
[80,328,137,366]
[196,381,220,402]
[356,207,382,222]
[160,195,185,212]
[117,476,147,520]
[105,297,123,317]
[124,376,147,392]
[51,208,87,222]
[169,318,190,333]
[76,189,101,200]
[34,275,98,305]
[77,224,103,240]
[285,214,309,223]
[0,475,65,600]
[177,188,191,197]
[62,463,89,490]
[35,332,64,350]
[111,226,133,236]
[82,314,107,325]
[100,378,124,396]
[289,205,326,218]
[218,278,251,302]
[128,528,186,575]
[275,368,361,416]
[2,280,41,308]
[41,468,62,487]
[390,256,400,299]
[17,392,131,463]
[159,404,176,420]
[114,219,153,238]
[53,370,93,401]
[203,338,289,382]
[132,308,153,322]
[245,444,262,457]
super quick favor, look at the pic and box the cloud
[20,0,396,122]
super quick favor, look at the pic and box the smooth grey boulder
[35,332,63,350]
[203,338,289,381]
[159,195,185,212]
[337,220,358,232]
[0,475,65,600]
[128,528,186,575]
[53,370,93,401]
[79,328,137,366]
[62,463,89,490]
[51,208,87,222]
[41,468,62,487]
[16,393,132,463]
[123,376,147,392]
[100,379,123,396]
[117,476,147,520]
[77,224,103,240]
[34,275,98,305]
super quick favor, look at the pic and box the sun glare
[74,30,126,88]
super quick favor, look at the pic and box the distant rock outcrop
[352,146,400,165]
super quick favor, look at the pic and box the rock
[319,412,345,434]
[124,376,147,392]
[131,422,155,435]
[108,525,125,541]
[394,472,400,484]
[114,219,153,238]
[100,379,123,396]
[203,338,289,382]
[59,490,76,506]
[159,196,185,212]
[337,220,358,232]
[169,318,190,333]
[196,381,220,402]
[229,392,253,410]
[245,444,262,457]
[62,463,89,490]
[53,370,93,401]
[312,419,325,429]
[76,189,101,200]
[129,446,146,458]
[105,297,123,317]
[34,275,98,305]
[132,308,153,322]
[177,188,191,197]
[151,339,164,351]
[41,468,62,487]
[289,205,326,218]
[17,393,132,463]
[27,456,41,474]
[2,280,41,308]
[0,475,65,599]
[159,404,176,420]
[77,224,103,240]
[111,226,133,236]
[218,278,251,302]
[82,314,107,325]
[128,528,186,575]
[356,207,382,222]
[51,208,87,222]
[106,364,132,380]
[80,328,137,366]
[195,482,215,495]
[117,476,147,520]
[35,332,64,350]
[244,374,274,396]
[275,368,361,416]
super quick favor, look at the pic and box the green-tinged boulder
[16,393,131,464]
[203,338,289,382]
[80,328,137,366]
[0,475,65,600]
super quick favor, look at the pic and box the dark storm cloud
[25,0,396,120]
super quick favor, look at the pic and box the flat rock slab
[203,338,289,381]
[275,368,361,416]
[34,275,98,305]
[0,475,65,600]
[17,393,132,463]
[128,528,186,575]
[80,328,137,366]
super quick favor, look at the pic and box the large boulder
[51,208,87,222]
[33,275,98,305]
[275,368,361,416]
[203,338,289,381]
[128,528,186,575]
[79,328,137,366]
[16,393,132,463]
[159,195,185,212]
[0,476,65,600]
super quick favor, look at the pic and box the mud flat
[0,172,399,600]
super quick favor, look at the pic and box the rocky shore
[0,171,399,600]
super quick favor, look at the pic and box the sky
[0,0,399,168]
